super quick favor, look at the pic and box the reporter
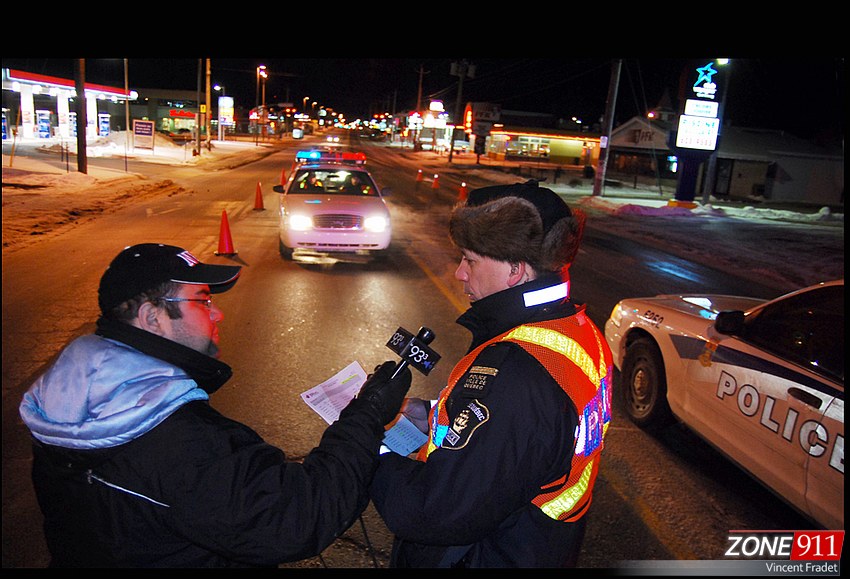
[19,243,412,567]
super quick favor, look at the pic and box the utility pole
[414,64,429,150]
[205,58,212,150]
[448,60,474,164]
[124,59,131,166]
[592,59,622,197]
[416,64,426,113]
[194,59,202,157]
[74,59,87,174]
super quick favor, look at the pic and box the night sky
[3,57,843,143]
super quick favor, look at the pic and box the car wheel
[279,238,293,259]
[621,337,673,431]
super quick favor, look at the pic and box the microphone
[386,326,441,379]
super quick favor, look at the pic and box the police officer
[369,181,613,568]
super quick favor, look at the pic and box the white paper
[300,361,366,425]
[301,361,429,456]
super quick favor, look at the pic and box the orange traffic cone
[280,168,287,187]
[254,182,265,211]
[215,210,238,256]
[416,169,423,182]
[432,174,440,190]
[458,182,468,201]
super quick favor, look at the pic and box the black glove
[358,361,413,425]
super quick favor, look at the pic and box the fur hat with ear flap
[449,180,586,274]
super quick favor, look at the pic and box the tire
[620,337,673,431]
[278,238,293,260]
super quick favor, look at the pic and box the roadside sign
[472,102,501,122]
[675,115,720,151]
[472,121,492,137]
[134,119,156,150]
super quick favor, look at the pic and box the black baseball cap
[98,243,241,314]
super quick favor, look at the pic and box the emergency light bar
[295,150,367,165]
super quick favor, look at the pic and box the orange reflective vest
[419,308,613,522]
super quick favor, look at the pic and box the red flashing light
[295,149,367,165]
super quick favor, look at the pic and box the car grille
[313,214,362,229]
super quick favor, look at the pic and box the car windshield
[290,168,378,196]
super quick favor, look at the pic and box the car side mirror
[714,310,745,335]
[273,185,285,193]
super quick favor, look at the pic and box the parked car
[169,128,193,141]
[452,140,470,153]
[278,162,391,260]
[604,280,844,529]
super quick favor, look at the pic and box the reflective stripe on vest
[502,324,606,391]
[501,316,612,521]
[537,460,593,520]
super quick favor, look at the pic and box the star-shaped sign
[694,62,718,87]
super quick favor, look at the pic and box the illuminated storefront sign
[675,115,720,150]
[675,61,722,151]
[218,96,234,127]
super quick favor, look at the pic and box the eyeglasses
[160,297,213,309]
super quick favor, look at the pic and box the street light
[214,84,226,141]
[303,96,310,114]
[255,65,266,144]
[261,72,268,138]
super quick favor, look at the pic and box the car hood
[283,194,388,213]
[631,293,767,320]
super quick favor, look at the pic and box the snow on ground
[2,131,844,294]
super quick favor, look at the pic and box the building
[2,68,134,139]
[1,68,248,142]
[609,112,844,206]
[470,108,602,167]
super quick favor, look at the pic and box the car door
[729,284,843,527]
[682,334,812,515]
[803,394,844,529]
[682,284,844,524]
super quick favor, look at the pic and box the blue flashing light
[296,150,322,161]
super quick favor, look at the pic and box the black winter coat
[27,319,386,567]
[32,398,384,567]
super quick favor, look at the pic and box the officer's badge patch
[441,400,489,450]
[460,366,498,396]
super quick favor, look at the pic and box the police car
[604,280,844,529]
[278,155,391,260]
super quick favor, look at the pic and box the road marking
[404,248,467,315]
[600,470,698,560]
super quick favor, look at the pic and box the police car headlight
[288,214,313,231]
[608,304,623,327]
[364,215,388,233]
